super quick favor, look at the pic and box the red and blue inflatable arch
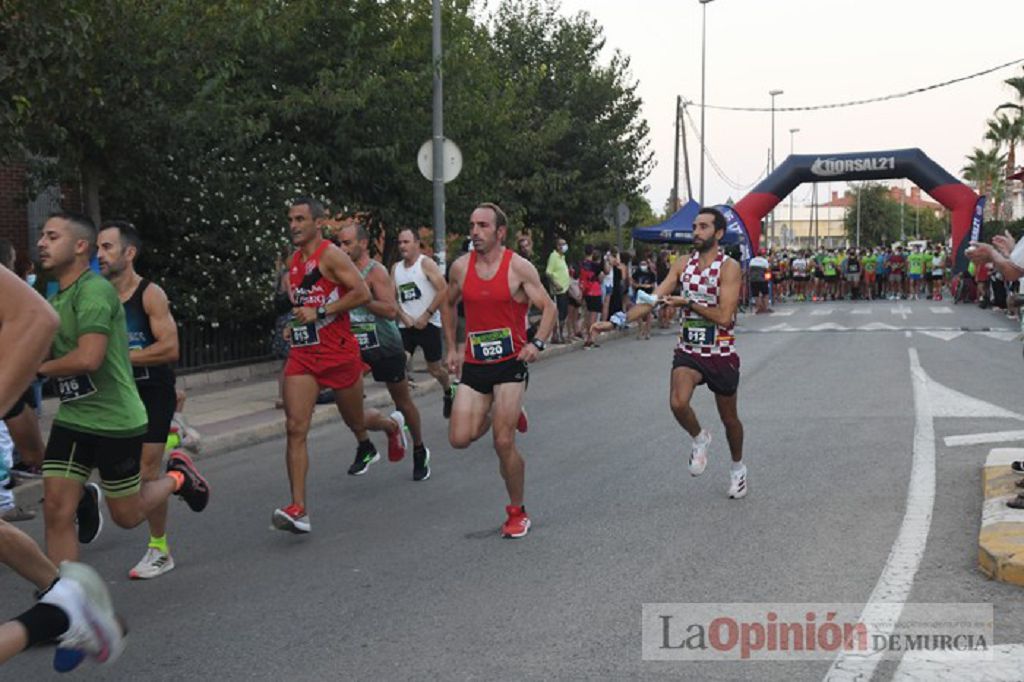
[731,148,983,272]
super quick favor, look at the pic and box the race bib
[681,319,717,347]
[352,322,380,351]
[398,282,422,304]
[55,374,97,403]
[469,327,514,362]
[290,322,320,348]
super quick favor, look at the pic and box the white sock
[731,461,744,472]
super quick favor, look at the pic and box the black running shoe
[413,447,431,482]
[348,446,380,476]
[1012,460,1024,475]
[76,482,103,544]
[166,450,209,512]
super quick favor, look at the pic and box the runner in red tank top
[441,203,556,538]
[272,197,372,534]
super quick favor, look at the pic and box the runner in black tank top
[99,222,184,579]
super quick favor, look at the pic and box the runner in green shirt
[907,246,927,299]
[36,212,209,564]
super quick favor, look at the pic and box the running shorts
[367,353,407,384]
[672,351,740,396]
[584,295,602,313]
[137,383,176,444]
[401,325,443,363]
[43,424,143,498]
[460,359,529,395]
[285,353,366,390]
[750,281,769,297]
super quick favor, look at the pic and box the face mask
[26,274,37,287]
[560,244,568,254]
[639,264,648,272]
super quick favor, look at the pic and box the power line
[688,57,1024,113]
[681,104,766,191]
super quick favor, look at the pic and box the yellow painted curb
[979,448,1024,587]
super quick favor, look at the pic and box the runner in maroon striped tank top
[593,207,748,499]
[441,203,556,538]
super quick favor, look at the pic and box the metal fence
[176,317,275,373]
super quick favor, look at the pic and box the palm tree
[962,147,1007,218]
[996,71,1024,171]
[984,113,1023,216]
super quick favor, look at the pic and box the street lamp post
[788,127,799,248]
[431,0,446,269]
[768,88,783,247]
[698,0,714,206]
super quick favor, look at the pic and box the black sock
[413,443,426,456]
[357,439,375,455]
[14,603,70,649]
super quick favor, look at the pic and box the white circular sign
[417,138,463,183]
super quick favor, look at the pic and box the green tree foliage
[0,0,653,322]
[843,184,947,247]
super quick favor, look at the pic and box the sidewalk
[13,332,614,509]
[979,448,1024,587]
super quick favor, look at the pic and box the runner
[888,246,906,300]
[338,224,428,480]
[272,198,373,534]
[441,203,556,538]
[0,264,126,669]
[861,247,876,301]
[392,227,453,419]
[593,207,747,498]
[907,244,926,299]
[97,221,181,579]
[791,251,809,301]
[929,244,946,300]
[36,212,208,564]
[843,248,862,300]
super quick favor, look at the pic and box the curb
[13,330,625,510]
[978,448,1024,586]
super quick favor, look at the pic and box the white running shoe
[689,430,710,476]
[128,547,175,580]
[41,561,125,665]
[728,465,748,499]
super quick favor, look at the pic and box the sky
[555,0,1024,213]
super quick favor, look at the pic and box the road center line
[826,348,935,681]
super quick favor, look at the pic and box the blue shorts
[909,273,921,281]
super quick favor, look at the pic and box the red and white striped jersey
[676,249,736,358]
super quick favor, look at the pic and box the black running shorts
[368,352,407,384]
[460,359,529,395]
[43,424,143,498]
[137,382,176,444]
[584,295,602,313]
[672,351,740,397]
[750,281,769,297]
[401,325,443,363]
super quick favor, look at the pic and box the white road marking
[851,308,872,315]
[979,331,1020,342]
[929,306,953,314]
[859,322,901,331]
[945,431,1024,447]
[807,322,848,331]
[983,448,1024,466]
[892,306,912,320]
[892,643,1024,681]
[918,330,964,341]
[769,309,795,316]
[825,348,935,681]
[810,308,834,316]
[905,331,912,338]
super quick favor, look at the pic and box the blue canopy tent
[632,200,751,264]
[631,200,700,244]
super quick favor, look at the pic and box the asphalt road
[4,299,1023,681]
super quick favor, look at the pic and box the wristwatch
[531,338,546,352]
[316,305,327,320]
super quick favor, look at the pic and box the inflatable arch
[731,148,983,272]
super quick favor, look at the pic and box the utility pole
[672,95,681,212]
[431,0,446,270]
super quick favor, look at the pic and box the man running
[593,207,747,498]
[35,212,208,566]
[392,228,453,419]
[442,203,556,538]
[273,198,373,534]
[98,221,181,579]
[0,264,126,670]
[338,224,429,480]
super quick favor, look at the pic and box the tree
[843,184,901,246]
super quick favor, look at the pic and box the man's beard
[694,238,717,254]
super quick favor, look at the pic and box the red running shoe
[501,505,531,538]
[387,410,409,462]
[516,408,529,434]
[272,504,310,533]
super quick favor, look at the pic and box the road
[4,299,1023,681]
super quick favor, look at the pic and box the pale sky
[556,0,1024,214]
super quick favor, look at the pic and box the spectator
[748,249,771,314]
[545,238,571,343]
[631,252,656,339]
[580,245,604,348]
